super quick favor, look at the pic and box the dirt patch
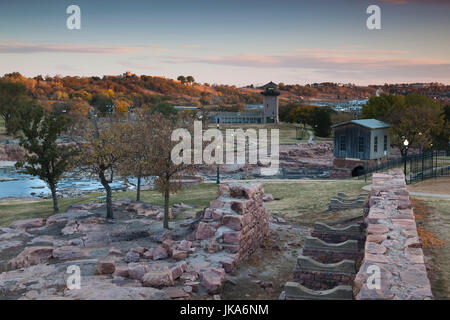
[412,197,450,299]
[221,219,309,300]
[408,177,450,195]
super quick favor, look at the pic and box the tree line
[1,79,197,229]
[362,93,450,154]
[280,103,334,137]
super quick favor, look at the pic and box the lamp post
[403,137,409,181]
[216,122,221,184]
[216,145,221,184]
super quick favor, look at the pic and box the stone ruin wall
[355,170,433,300]
[195,183,270,273]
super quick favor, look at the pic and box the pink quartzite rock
[367,225,389,235]
[142,270,174,288]
[366,234,387,244]
[195,222,217,240]
[172,249,188,261]
[222,215,243,231]
[9,218,45,231]
[124,251,140,263]
[97,256,116,274]
[170,261,188,280]
[113,265,129,278]
[53,246,89,261]
[7,246,53,270]
[176,240,192,251]
[200,268,226,294]
[152,246,168,260]
[127,263,150,280]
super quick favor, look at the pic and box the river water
[0,164,132,199]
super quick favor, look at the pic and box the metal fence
[360,150,450,184]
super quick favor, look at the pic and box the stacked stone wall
[195,183,270,272]
[354,170,433,300]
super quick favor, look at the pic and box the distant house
[211,82,280,124]
[332,119,390,160]
[330,119,391,178]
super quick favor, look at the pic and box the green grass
[0,195,101,226]
[262,180,368,224]
[0,180,368,227]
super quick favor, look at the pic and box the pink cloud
[164,52,450,80]
[0,41,157,54]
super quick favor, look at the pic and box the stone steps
[281,220,366,300]
[311,222,365,249]
[282,282,353,300]
[293,255,356,290]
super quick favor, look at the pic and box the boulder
[7,246,54,270]
[200,268,226,294]
[10,218,45,231]
[131,246,146,256]
[152,246,168,260]
[52,246,89,261]
[142,270,174,288]
[113,265,129,278]
[127,263,150,280]
[97,256,116,275]
[170,261,188,280]
[195,222,217,240]
[124,251,140,263]
[172,249,189,261]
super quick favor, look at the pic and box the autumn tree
[0,80,32,134]
[289,105,314,129]
[75,116,128,218]
[362,93,445,153]
[15,104,74,213]
[117,111,152,201]
[186,76,195,85]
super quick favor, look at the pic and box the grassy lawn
[0,180,368,227]
[0,195,101,226]
[208,123,309,144]
[262,180,368,225]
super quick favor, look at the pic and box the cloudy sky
[0,0,449,85]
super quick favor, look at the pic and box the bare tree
[74,116,128,218]
[148,113,198,229]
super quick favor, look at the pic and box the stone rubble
[0,183,270,300]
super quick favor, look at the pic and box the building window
[358,137,364,153]
[340,136,346,152]
[374,136,378,153]
[384,135,388,151]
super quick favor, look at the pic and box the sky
[0,0,449,86]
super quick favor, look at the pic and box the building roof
[245,104,264,109]
[174,106,198,110]
[331,119,390,129]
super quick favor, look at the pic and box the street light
[403,137,409,181]
[216,145,221,184]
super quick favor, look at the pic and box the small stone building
[211,82,280,124]
[261,82,280,123]
[330,119,390,178]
